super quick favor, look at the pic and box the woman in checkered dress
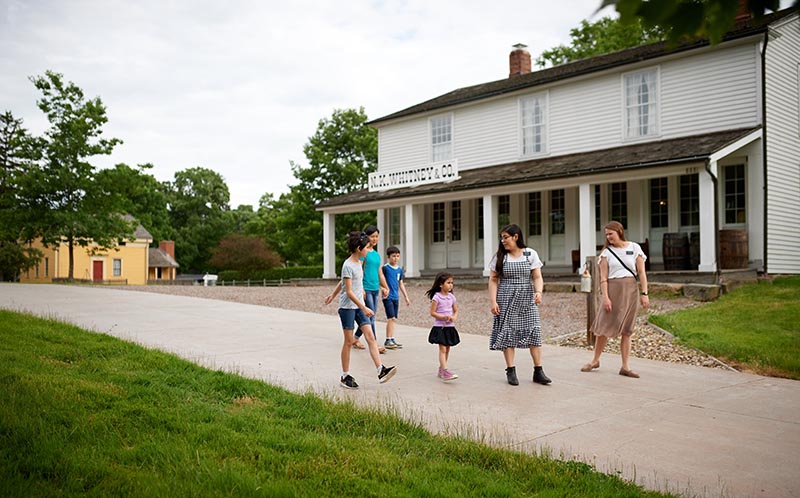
[488,224,552,386]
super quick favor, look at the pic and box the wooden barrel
[689,232,700,270]
[663,232,689,270]
[719,229,748,269]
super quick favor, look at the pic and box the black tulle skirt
[428,326,460,346]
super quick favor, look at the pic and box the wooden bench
[572,238,650,273]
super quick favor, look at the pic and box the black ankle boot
[533,366,552,385]
[506,366,519,386]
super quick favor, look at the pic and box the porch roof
[148,248,179,268]
[317,126,760,210]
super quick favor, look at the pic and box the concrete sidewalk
[2,283,798,497]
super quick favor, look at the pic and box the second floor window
[520,95,546,155]
[430,115,452,162]
[624,69,658,139]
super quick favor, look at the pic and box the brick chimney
[509,43,531,78]
[735,0,752,22]
[159,240,175,259]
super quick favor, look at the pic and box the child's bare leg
[362,324,382,368]
[386,317,396,339]
[341,329,353,372]
[445,346,450,364]
[438,345,448,369]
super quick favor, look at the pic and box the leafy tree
[95,163,173,243]
[536,17,666,67]
[25,71,133,280]
[601,0,790,45]
[0,111,41,280]
[260,107,378,266]
[166,166,231,272]
[226,204,258,235]
[208,233,280,274]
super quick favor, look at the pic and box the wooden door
[93,261,103,282]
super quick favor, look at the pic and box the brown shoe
[580,362,599,372]
[619,368,640,378]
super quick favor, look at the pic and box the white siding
[376,41,762,175]
[661,43,760,136]
[765,15,800,274]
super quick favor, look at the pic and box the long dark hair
[347,231,370,254]
[494,224,526,277]
[425,272,453,300]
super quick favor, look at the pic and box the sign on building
[368,160,459,192]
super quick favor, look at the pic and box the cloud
[2,0,623,206]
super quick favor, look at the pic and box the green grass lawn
[650,276,800,379]
[0,309,671,498]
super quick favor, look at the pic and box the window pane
[724,164,746,224]
[431,116,452,161]
[650,178,669,228]
[625,70,658,138]
[551,189,565,235]
[498,195,510,228]
[611,182,627,228]
[680,174,699,227]
[389,207,401,246]
[433,203,445,243]
[521,96,545,155]
[528,192,541,236]
[477,198,484,240]
[594,185,601,231]
[451,201,461,241]
[113,259,122,277]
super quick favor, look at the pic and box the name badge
[626,250,634,255]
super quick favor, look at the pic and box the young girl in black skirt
[426,272,460,381]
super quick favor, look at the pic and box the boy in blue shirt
[382,246,411,349]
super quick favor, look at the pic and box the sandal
[378,346,386,354]
[352,340,366,350]
[619,368,640,378]
[580,362,600,372]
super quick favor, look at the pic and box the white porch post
[699,164,717,272]
[404,204,421,278]
[322,211,337,278]
[376,208,386,257]
[482,194,498,276]
[579,183,596,272]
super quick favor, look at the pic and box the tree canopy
[536,17,665,67]
[601,0,789,45]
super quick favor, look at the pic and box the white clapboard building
[318,9,799,278]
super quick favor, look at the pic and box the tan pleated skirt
[591,277,639,338]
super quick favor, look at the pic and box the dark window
[433,202,445,243]
[611,182,627,227]
[550,189,565,235]
[650,178,669,228]
[528,192,541,236]
[594,185,601,231]
[477,199,484,239]
[451,201,462,241]
[724,164,746,224]
[498,195,510,228]
[680,174,699,227]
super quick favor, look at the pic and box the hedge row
[217,266,323,282]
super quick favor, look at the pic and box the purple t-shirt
[432,292,456,327]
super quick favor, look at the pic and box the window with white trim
[430,115,452,162]
[624,69,658,139]
[723,164,746,225]
[680,174,699,227]
[113,259,122,277]
[611,182,628,228]
[527,192,542,236]
[451,201,462,241]
[550,189,565,235]
[650,178,669,228]
[520,94,546,155]
[498,195,510,228]
[388,207,401,246]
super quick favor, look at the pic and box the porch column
[482,194,498,276]
[698,165,717,272]
[376,208,386,255]
[404,204,421,278]
[578,183,596,272]
[322,211,337,278]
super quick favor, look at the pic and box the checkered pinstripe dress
[489,251,543,350]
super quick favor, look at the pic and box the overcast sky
[2,0,774,208]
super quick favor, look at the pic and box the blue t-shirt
[362,249,382,291]
[382,264,404,300]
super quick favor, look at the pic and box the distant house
[317,8,799,277]
[148,240,179,281]
[20,222,161,286]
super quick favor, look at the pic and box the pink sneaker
[440,369,459,381]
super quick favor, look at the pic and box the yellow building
[20,223,154,286]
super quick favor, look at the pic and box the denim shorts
[382,298,399,319]
[338,308,370,331]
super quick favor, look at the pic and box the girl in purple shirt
[426,272,460,381]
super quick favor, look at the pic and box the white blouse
[599,242,646,279]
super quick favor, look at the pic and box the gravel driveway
[117,283,726,369]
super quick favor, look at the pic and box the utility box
[202,274,218,287]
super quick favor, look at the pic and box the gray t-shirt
[339,258,364,309]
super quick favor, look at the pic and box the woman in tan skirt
[581,221,649,378]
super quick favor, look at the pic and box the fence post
[586,256,598,346]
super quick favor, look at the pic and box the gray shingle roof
[370,10,795,125]
[317,127,759,209]
[149,248,179,268]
